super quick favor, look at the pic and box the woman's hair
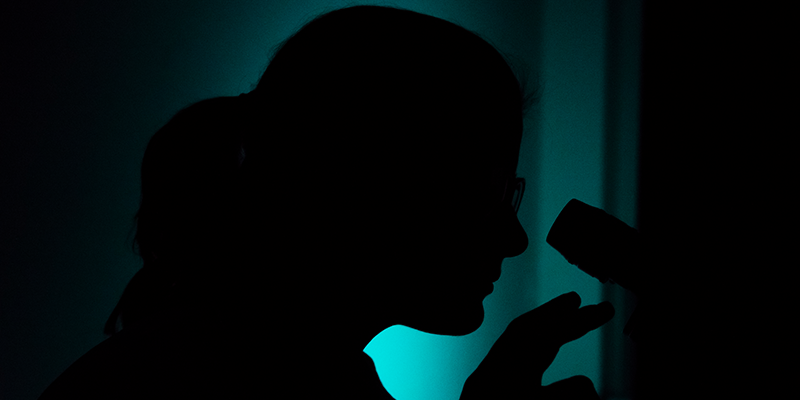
[242,5,538,260]
[133,96,248,267]
[107,5,538,334]
[106,96,249,335]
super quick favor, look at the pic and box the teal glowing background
[0,1,639,399]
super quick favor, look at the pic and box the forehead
[457,111,522,172]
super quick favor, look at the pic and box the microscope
[547,199,663,342]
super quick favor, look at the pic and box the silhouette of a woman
[41,6,613,399]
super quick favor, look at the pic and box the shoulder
[336,352,396,400]
[39,331,141,399]
[40,324,267,399]
[39,328,190,399]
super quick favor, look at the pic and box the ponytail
[106,94,252,335]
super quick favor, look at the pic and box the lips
[490,265,502,283]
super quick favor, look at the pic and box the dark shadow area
[38,5,614,399]
[630,2,791,399]
[33,3,789,399]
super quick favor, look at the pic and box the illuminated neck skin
[329,145,524,343]
[312,209,526,394]
[274,132,526,395]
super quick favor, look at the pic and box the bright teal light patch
[365,251,534,400]
[366,327,471,400]
[365,1,619,399]
[12,1,632,400]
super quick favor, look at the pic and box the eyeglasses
[503,176,526,214]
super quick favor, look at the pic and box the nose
[508,212,529,257]
[496,206,528,258]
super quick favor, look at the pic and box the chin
[445,311,485,336]
[414,301,486,336]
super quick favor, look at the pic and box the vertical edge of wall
[601,0,642,399]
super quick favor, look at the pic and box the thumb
[541,375,600,400]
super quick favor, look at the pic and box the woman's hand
[461,292,615,400]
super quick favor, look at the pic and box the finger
[481,293,582,378]
[510,294,613,345]
[510,292,581,331]
[541,375,600,400]
[495,292,587,354]
[478,293,611,384]
[560,301,615,343]
[544,291,582,311]
[490,292,580,357]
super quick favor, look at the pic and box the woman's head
[105,96,250,335]
[135,96,248,276]
[243,5,535,337]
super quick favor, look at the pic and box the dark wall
[2,2,546,399]
[636,3,791,399]
[2,1,654,399]
[1,1,291,398]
